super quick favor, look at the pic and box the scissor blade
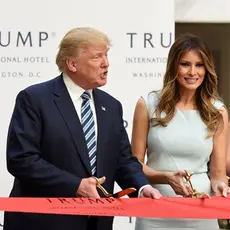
[112,188,136,198]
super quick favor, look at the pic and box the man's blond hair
[56,27,111,72]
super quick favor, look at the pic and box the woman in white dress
[131,33,229,230]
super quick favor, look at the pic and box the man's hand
[140,185,162,199]
[76,176,106,198]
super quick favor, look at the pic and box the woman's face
[177,49,206,91]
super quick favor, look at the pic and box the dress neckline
[176,107,199,113]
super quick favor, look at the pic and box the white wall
[0,0,174,228]
[175,0,230,23]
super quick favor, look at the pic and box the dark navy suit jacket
[3,74,148,230]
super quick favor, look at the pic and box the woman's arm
[226,121,230,177]
[210,106,229,194]
[131,98,190,196]
[131,98,169,184]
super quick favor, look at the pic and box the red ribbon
[1,196,230,218]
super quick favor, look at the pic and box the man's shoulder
[15,76,61,105]
[22,76,59,96]
[94,88,120,104]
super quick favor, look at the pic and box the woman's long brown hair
[153,33,222,137]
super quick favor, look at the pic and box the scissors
[184,170,210,199]
[93,176,136,198]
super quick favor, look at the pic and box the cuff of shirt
[138,184,152,197]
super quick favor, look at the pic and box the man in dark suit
[4,27,161,230]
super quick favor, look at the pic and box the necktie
[81,91,97,175]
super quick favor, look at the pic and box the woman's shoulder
[141,90,161,117]
[142,90,161,105]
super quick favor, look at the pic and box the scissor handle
[92,176,112,197]
[183,170,195,192]
[183,172,211,199]
[97,183,112,197]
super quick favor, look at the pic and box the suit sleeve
[7,90,81,197]
[115,101,149,196]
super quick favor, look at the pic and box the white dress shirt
[63,73,98,139]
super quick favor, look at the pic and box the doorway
[175,23,230,110]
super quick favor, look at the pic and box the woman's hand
[166,170,193,197]
[212,180,230,197]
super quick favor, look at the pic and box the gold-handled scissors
[184,170,210,198]
[93,176,136,198]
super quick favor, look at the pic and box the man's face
[72,44,109,89]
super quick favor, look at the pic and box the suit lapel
[93,89,109,177]
[53,76,92,175]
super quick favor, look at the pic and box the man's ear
[66,59,77,72]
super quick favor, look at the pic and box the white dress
[135,91,222,230]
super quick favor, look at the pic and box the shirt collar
[62,73,93,100]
